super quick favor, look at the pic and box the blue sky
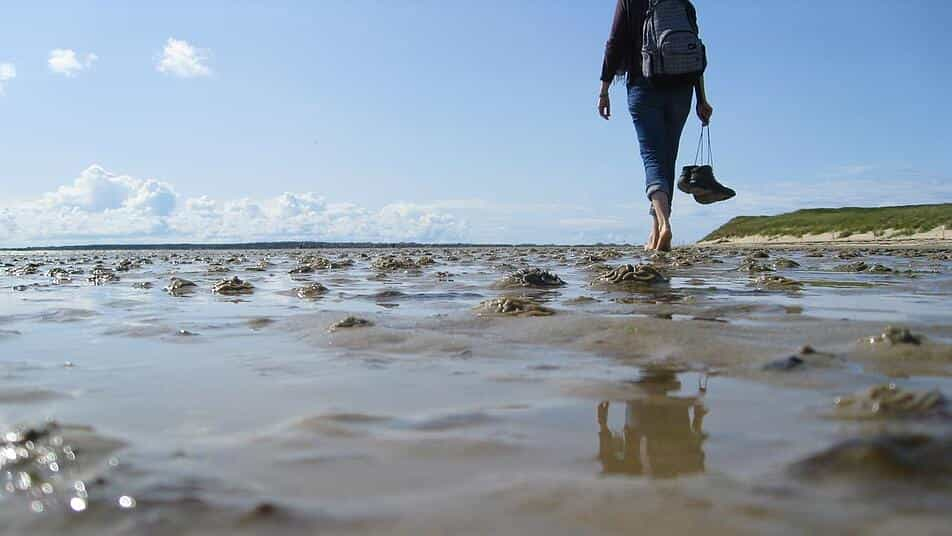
[1,1,950,246]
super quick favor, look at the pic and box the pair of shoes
[678,165,735,204]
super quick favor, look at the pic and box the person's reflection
[597,369,707,478]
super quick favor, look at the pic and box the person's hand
[598,94,611,120]
[696,100,713,125]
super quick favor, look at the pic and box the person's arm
[598,0,629,120]
[597,401,610,432]
[597,401,614,467]
[688,2,713,125]
[694,74,713,125]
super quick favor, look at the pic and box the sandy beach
[699,226,950,247]
[1,244,951,535]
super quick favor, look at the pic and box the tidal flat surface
[1,245,951,535]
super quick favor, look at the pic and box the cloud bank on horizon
[0,166,464,246]
[1,165,950,248]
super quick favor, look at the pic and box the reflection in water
[597,369,707,478]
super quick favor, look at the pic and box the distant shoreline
[0,241,627,252]
[3,237,950,253]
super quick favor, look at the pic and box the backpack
[641,0,706,86]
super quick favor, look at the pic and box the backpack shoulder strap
[684,0,699,32]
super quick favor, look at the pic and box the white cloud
[0,165,465,246]
[48,49,98,77]
[156,38,211,78]
[41,165,176,215]
[0,63,15,95]
[2,164,948,247]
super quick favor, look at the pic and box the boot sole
[694,190,736,204]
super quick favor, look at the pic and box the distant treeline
[703,203,952,241]
[0,241,627,252]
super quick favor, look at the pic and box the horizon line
[0,240,639,252]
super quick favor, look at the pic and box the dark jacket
[600,0,698,84]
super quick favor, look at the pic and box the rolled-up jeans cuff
[646,184,668,216]
[646,184,666,200]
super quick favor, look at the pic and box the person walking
[598,0,713,251]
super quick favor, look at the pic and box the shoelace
[693,125,713,168]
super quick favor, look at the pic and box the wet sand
[1,245,951,535]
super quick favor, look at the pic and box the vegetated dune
[700,204,952,245]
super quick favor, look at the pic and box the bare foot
[645,217,659,251]
[648,192,672,252]
[656,223,672,252]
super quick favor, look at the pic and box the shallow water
[1,245,951,535]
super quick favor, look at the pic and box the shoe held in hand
[678,165,736,205]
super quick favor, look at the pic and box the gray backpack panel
[641,0,706,81]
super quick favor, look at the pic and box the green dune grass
[702,204,952,242]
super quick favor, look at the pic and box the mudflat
[1,244,951,535]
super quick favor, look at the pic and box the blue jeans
[627,78,693,215]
